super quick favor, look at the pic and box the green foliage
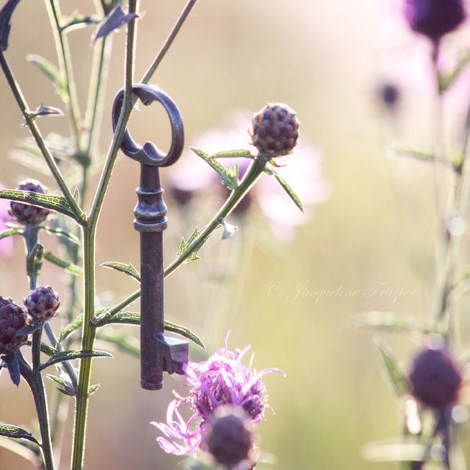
[39,350,112,372]
[374,339,409,397]
[44,251,83,276]
[26,54,67,100]
[0,424,39,445]
[263,166,303,212]
[177,227,203,263]
[191,147,239,189]
[101,261,141,282]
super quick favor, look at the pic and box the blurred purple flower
[168,111,330,241]
[0,184,13,257]
[152,338,284,456]
[404,0,466,42]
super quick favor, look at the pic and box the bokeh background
[1,0,470,468]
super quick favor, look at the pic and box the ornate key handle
[112,84,189,390]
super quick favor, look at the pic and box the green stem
[70,226,96,470]
[19,353,55,470]
[0,53,85,224]
[45,0,83,151]
[141,0,198,84]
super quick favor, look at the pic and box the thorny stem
[0,53,85,224]
[45,0,83,151]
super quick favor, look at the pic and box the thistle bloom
[152,340,284,457]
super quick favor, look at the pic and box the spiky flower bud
[249,104,299,157]
[0,297,29,355]
[24,286,60,322]
[9,181,51,226]
[409,346,462,409]
[201,406,254,469]
[404,0,466,42]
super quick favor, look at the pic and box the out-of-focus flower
[0,184,13,257]
[376,82,401,113]
[168,111,329,241]
[404,0,466,42]
[152,339,283,459]
[408,345,462,409]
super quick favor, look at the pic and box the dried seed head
[24,286,60,322]
[202,405,254,469]
[9,180,51,226]
[249,104,299,157]
[0,297,29,355]
[404,0,466,41]
[409,346,462,409]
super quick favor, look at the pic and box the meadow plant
[361,0,470,468]
[0,1,309,469]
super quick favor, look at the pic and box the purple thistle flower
[404,0,466,42]
[152,338,284,457]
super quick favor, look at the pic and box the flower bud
[408,346,462,409]
[0,297,29,355]
[9,181,51,226]
[404,0,466,42]
[24,286,60,322]
[201,405,254,469]
[249,104,299,157]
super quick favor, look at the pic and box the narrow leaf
[45,374,74,396]
[88,384,100,396]
[0,189,79,220]
[354,311,438,335]
[265,167,303,212]
[26,54,67,100]
[375,339,409,397]
[92,5,138,41]
[16,323,40,336]
[0,0,20,51]
[42,226,80,245]
[439,50,470,93]
[39,349,112,371]
[0,424,39,445]
[209,149,254,159]
[44,251,83,276]
[29,104,63,119]
[59,315,83,343]
[96,311,205,348]
[177,227,203,263]
[101,261,140,282]
[4,354,20,386]
[0,227,23,240]
[191,147,239,190]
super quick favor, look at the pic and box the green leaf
[0,424,39,445]
[191,147,239,190]
[0,227,23,240]
[59,315,83,343]
[96,332,139,357]
[0,189,78,220]
[439,49,470,93]
[88,384,100,396]
[44,251,83,276]
[264,167,303,212]
[26,54,67,100]
[42,226,80,245]
[39,349,112,371]
[45,374,75,396]
[101,261,140,282]
[374,339,409,397]
[96,311,205,348]
[354,311,438,335]
[362,439,426,462]
[177,227,203,264]
[209,149,254,159]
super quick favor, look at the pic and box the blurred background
[1,0,470,468]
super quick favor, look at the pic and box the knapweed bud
[404,0,466,42]
[0,297,29,355]
[408,346,462,409]
[9,181,51,226]
[202,406,254,469]
[249,104,299,157]
[24,286,60,322]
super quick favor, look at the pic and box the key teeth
[155,332,189,375]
